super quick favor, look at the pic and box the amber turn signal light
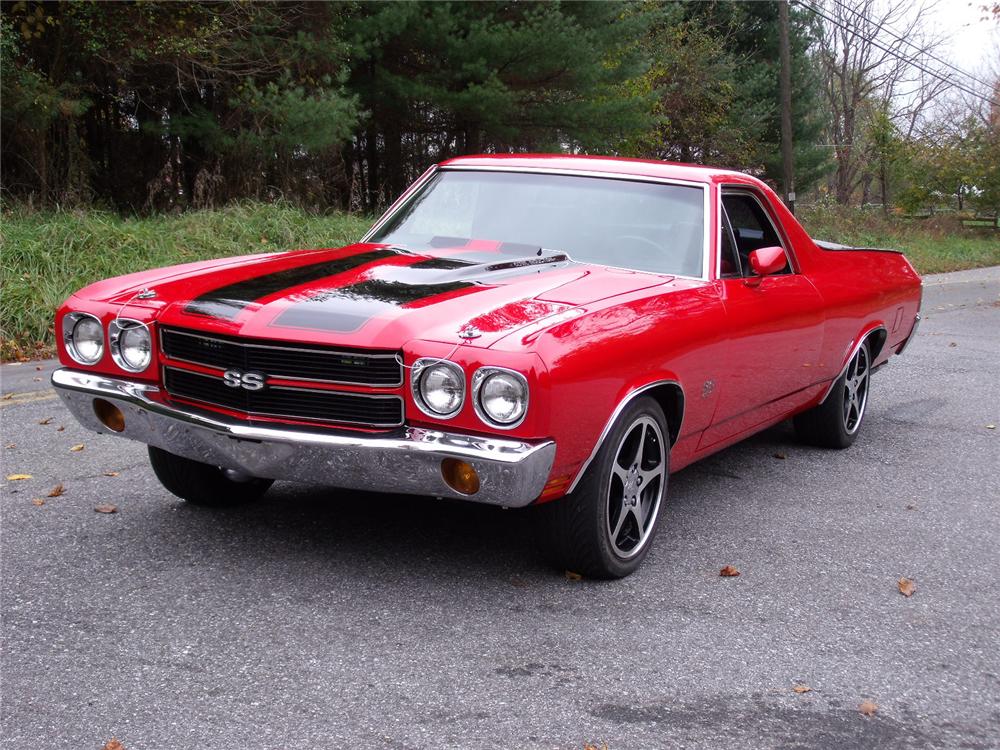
[441,458,480,495]
[93,398,125,433]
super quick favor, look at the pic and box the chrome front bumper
[52,369,556,507]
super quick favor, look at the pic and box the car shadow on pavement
[131,421,805,585]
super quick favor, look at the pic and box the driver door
[699,190,826,449]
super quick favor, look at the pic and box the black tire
[148,446,273,506]
[794,340,871,449]
[538,396,670,579]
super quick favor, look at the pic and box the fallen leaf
[773,452,787,460]
[898,577,915,597]
[720,565,741,577]
[5,443,15,449]
[101,739,126,750]
[2,393,12,400]
[792,684,812,694]
[5,474,32,481]
[47,483,65,497]
[103,471,120,477]
[56,426,65,432]
[69,444,85,452]
[859,699,878,716]
[38,417,53,425]
[32,498,45,507]
[94,504,118,514]
[565,570,583,581]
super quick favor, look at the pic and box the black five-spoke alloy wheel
[794,339,872,449]
[539,396,669,579]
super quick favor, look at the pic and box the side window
[721,193,790,276]
[719,209,742,278]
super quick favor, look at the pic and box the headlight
[473,367,529,428]
[63,312,104,365]
[109,319,152,372]
[412,359,465,418]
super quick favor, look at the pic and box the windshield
[370,170,706,277]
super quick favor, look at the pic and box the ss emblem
[223,370,266,391]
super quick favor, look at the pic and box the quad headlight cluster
[62,313,152,373]
[411,359,529,428]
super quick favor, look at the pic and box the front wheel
[148,446,273,506]
[539,397,669,579]
[794,340,871,449]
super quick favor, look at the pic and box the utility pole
[779,0,796,215]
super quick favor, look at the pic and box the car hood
[90,242,675,350]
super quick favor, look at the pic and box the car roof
[437,153,756,186]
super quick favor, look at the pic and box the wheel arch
[819,324,886,405]
[566,379,684,494]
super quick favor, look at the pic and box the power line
[795,0,999,108]
[826,0,997,93]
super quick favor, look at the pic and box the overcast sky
[931,1,998,80]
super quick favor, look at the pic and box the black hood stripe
[274,279,477,333]
[185,248,401,319]
[270,251,572,334]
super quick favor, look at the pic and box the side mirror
[748,246,787,277]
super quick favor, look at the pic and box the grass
[0,202,371,360]
[796,204,1000,276]
[1,201,997,360]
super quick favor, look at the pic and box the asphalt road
[2,267,999,750]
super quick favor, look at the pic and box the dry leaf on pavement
[32,498,45,507]
[898,577,916,597]
[792,684,812,693]
[101,740,126,750]
[94,504,118,514]
[56,426,65,431]
[69,444,85,452]
[103,471,120,477]
[47,483,65,497]
[565,570,583,581]
[5,443,15,449]
[773,452,787,460]
[720,565,741,577]
[6,474,32,481]
[859,699,878,716]
[38,417,53,425]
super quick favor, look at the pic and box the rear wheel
[539,397,669,579]
[148,446,273,506]
[794,340,871,449]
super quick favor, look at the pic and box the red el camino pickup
[53,155,922,578]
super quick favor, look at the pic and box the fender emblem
[223,370,267,391]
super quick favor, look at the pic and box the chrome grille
[163,367,404,428]
[160,327,402,386]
